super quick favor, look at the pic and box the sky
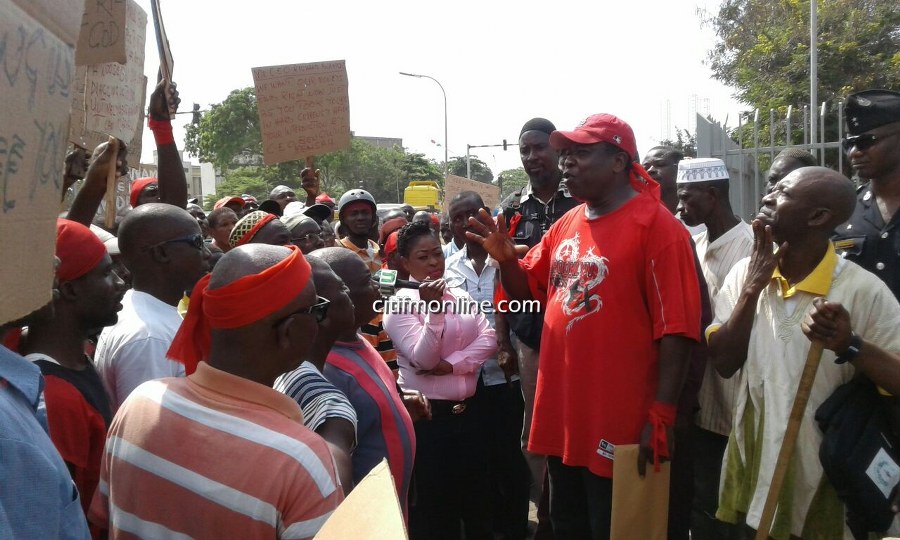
[130,0,746,175]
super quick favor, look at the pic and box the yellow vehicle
[403,181,442,212]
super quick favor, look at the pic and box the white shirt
[95,290,186,411]
[445,246,518,386]
[714,257,900,537]
[442,238,462,259]
[693,221,754,435]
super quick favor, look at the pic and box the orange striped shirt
[89,361,343,539]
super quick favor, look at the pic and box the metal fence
[696,102,846,221]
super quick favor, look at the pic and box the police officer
[833,89,900,299]
[497,118,580,538]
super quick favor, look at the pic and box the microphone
[372,270,420,296]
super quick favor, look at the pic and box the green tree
[401,153,443,183]
[496,168,529,200]
[317,139,405,204]
[447,156,493,183]
[704,0,900,108]
[204,168,270,208]
[658,128,698,158]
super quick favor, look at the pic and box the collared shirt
[274,361,358,439]
[339,237,382,273]
[0,346,91,539]
[693,221,754,436]
[445,245,519,386]
[442,238,463,259]
[711,249,900,537]
[833,183,900,300]
[501,182,578,249]
[95,290,186,411]
[383,285,496,401]
[90,362,342,539]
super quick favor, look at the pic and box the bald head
[791,167,857,228]
[311,246,366,277]
[118,203,199,257]
[209,244,293,290]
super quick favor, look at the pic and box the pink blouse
[383,286,496,401]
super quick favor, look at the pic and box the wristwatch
[834,332,863,364]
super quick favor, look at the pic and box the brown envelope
[610,444,670,540]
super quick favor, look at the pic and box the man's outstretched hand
[465,209,519,264]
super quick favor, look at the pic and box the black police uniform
[833,183,900,300]
[500,185,580,349]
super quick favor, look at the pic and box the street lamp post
[400,72,448,179]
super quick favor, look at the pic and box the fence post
[819,101,827,166]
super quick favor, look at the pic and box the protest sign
[0,0,83,324]
[252,60,351,165]
[76,0,127,65]
[314,460,406,539]
[443,174,500,211]
[69,0,146,150]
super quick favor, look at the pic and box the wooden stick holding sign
[150,0,176,117]
[302,156,322,207]
[104,137,120,229]
[754,341,825,540]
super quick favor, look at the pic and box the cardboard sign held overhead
[443,174,501,212]
[76,0,127,65]
[252,60,351,165]
[0,0,83,325]
[69,0,147,151]
[314,460,407,539]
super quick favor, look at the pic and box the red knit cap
[130,177,158,208]
[56,219,107,283]
[167,245,312,374]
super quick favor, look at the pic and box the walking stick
[104,137,120,229]
[755,341,825,540]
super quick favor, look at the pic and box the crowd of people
[1,79,900,540]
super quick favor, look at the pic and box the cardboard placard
[314,459,407,539]
[252,60,351,165]
[0,0,83,325]
[69,0,146,150]
[76,0,127,66]
[443,174,500,211]
[610,444,670,540]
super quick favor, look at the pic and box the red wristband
[148,118,174,145]
[648,402,677,472]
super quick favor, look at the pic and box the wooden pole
[104,137,120,229]
[754,341,825,540]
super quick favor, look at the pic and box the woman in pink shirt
[383,221,495,540]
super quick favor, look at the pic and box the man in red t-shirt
[469,114,701,538]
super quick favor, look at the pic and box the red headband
[130,177,157,208]
[629,162,661,200]
[167,245,312,374]
[56,219,107,283]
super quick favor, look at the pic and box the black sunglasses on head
[145,233,205,251]
[842,131,898,153]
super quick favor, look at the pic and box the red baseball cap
[549,113,637,158]
[214,196,245,210]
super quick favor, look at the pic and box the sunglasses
[272,295,330,327]
[291,231,324,244]
[145,233,205,251]
[842,131,898,153]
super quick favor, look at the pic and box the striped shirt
[89,362,342,539]
[324,339,416,515]
[274,361,358,439]
[693,221,754,436]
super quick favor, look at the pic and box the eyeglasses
[145,233,205,251]
[273,295,330,327]
[291,232,324,244]
[842,131,899,153]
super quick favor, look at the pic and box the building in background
[129,152,221,205]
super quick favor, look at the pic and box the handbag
[815,376,900,534]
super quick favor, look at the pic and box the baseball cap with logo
[549,113,637,158]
